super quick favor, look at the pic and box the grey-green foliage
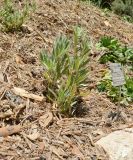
[41,27,90,115]
[0,0,36,32]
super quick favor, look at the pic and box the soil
[0,0,133,159]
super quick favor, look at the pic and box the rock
[96,128,133,160]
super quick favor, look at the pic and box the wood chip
[0,125,21,137]
[39,112,53,128]
[27,132,40,141]
[67,140,85,159]
[104,20,111,27]
[50,146,64,160]
[38,142,45,153]
[71,144,84,159]
[12,87,44,101]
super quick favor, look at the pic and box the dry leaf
[39,112,53,128]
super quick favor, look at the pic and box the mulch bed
[0,0,133,159]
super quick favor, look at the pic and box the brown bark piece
[39,112,53,128]
[0,125,21,137]
[12,87,44,101]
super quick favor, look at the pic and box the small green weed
[98,36,133,67]
[41,27,90,115]
[97,36,133,105]
[0,0,35,32]
[97,71,133,105]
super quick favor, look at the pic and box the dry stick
[115,85,122,121]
